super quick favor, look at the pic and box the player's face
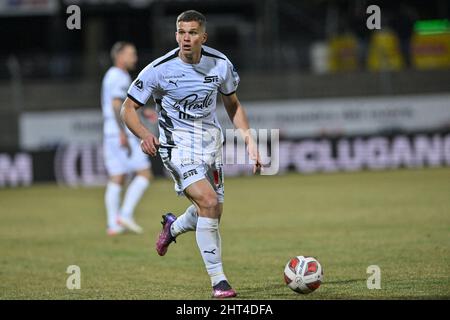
[176,21,207,59]
[121,45,138,71]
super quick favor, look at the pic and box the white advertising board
[19,94,450,150]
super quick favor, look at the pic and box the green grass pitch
[1,168,449,299]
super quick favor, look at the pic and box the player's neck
[179,51,201,65]
[115,63,128,72]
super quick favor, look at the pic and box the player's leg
[168,154,225,238]
[118,169,151,233]
[118,138,152,233]
[103,137,129,235]
[105,174,126,235]
[155,161,212,255]
[120,169,151,221]
[117,170,149,234]
[184,180,235,298]
[156,196,198,257]
[156,148,235,297]
[156,148,220,252]
[170,200,198,235]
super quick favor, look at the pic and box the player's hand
[120,131,131,155]
[140,133,160,157]
[247,139,263,175]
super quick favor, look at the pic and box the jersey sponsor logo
[178,111,195,120]
[134,79,143,91]
[203,75,219,83]
[174,91,215,120]
[183,169,198,180]
[178,110,212,120]
[163,74,185,79]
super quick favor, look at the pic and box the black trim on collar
[154,50,180,67]
[201,48,226,60]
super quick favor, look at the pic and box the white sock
[196,217,227,286]
[105,182,122,229]
[170,205,198,237]
[120,175,149,219]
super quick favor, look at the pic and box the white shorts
[159,146,225,203]
[103,135,150,176]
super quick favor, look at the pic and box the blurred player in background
[101,42,153,236]
[121,10,262,298]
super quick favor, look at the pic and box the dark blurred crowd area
[0,0,449,80]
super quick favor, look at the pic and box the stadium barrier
[19,94,450,149]
[2,94,449,187]
[1,131,449,187]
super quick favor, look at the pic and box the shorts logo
[134,79,143,91]
[183,169,198,180]
[203,75,219,83]
[203,249,216,255]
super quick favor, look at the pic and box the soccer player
[101,42,153,235]
[121,11,262,298]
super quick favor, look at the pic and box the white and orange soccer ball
[284,256,323,294]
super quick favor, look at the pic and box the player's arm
[221,92,262,174]
[112,98,130,151]
[121,97,159,156]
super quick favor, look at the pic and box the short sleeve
[110,75,129,100]
[127,65,158,106]
[219,60,240,96]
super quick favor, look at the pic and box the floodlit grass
[1,168,449,299]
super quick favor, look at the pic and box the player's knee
[136,169,151,180]
[197,193,219,210]
[110,175,125,185]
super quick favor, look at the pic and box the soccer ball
[284,256,323,294]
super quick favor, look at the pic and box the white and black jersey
[101,66,150,175]
[127,45,240,156]
[101,66,134,137]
